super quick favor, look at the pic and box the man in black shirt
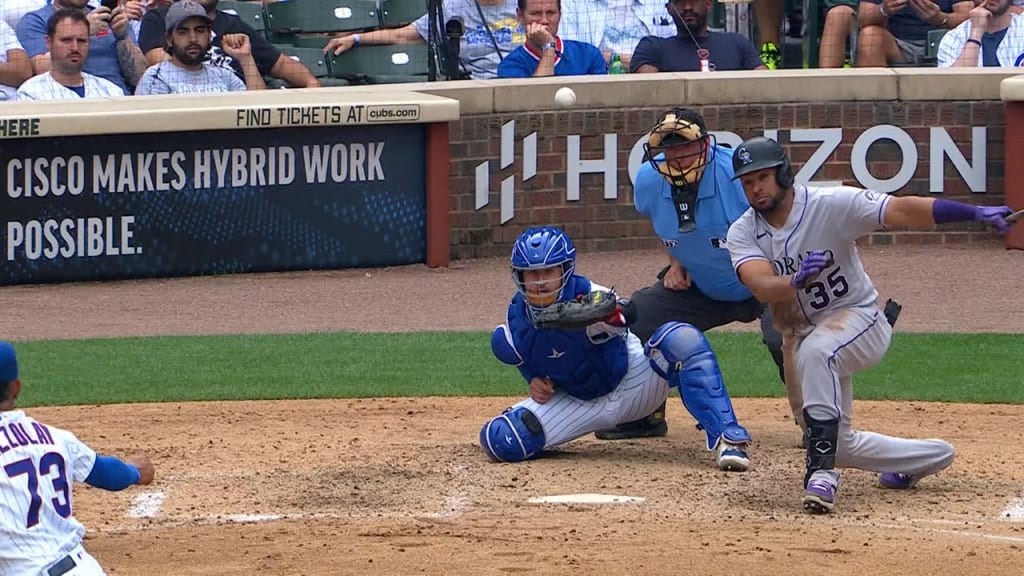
[629,0,766,72]
[138,0,318,87]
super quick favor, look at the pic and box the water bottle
[609,52,626,74]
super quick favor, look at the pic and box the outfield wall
[0,70,1018,285]
[416,69,1019,259]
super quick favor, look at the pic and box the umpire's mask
[644,109,713,189]
[643,109,714,233]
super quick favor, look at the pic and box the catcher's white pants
[798,305,954,478]
[41,545,106,576]
[512,334,669,448]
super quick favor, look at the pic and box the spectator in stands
[3,0,45,31]
[18,9,124,99]
[139,0,318,87]
[1,18,32,101]
[857,0,972,65]
[18,0,149,94]
[136,0,262,93]
[629,0,767,71]
[559,0,675,69]
[497,0,606,76]
[937,0,1024,65]
[324,0,522,80]
[752,0,784,69]
[819,0,860,67]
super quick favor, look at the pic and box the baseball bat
[1006,208,1024,224]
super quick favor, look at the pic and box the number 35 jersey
[0,410,97,575]
[726,184,891,329]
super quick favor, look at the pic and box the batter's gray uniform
[726,184,954,487]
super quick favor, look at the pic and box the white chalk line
[127,490,165,519]
[999,496,1024,521]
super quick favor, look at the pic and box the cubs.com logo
[738,148,753,165]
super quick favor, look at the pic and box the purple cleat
[802,476,837,514]
[879,473,920,490]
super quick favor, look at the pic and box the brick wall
[448,101,1006,260]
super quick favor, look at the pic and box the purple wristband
[932,199,977,224]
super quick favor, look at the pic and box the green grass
[8,332,1023,407]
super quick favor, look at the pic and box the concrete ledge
[895,68,1022,100]
[415,68,1017,115]
[1000,74,1024,101]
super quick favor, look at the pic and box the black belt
[47,554,76,576]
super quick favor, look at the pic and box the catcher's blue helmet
[510,226,576,309]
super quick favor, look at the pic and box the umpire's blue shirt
[497,37,608,77]
[634,145,753,302]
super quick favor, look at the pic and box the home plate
[528,493,645,505]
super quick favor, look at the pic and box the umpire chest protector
[507,278,628,401]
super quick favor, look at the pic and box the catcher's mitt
[533,290,620,331]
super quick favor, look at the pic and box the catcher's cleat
[595,402,668,440]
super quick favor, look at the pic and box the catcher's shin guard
[645,322,751,450]
[480,407,546,463]
[803,410,839,486]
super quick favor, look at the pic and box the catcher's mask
[510,226,576,313]
[643,108,715,188]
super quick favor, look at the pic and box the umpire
[595,108,793,442]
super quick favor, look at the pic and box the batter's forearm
[746,275,800,304]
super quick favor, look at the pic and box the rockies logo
[738,148,753,165]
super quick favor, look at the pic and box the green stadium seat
[266,0,381,35]
[219,0,268,37]
[380,0,427,28]
[291,35,334,48]
[329,44,429,84]
[925,28,947,62]
[278,45,332,76]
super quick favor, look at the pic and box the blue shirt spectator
[498,36,606,76]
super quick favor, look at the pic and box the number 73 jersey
[726,184,890,329]
[0,410,97,573]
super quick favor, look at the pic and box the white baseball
[554,87,576,109]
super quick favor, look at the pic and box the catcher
[479,226,752,471]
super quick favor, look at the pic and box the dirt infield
[4,243,1024,576]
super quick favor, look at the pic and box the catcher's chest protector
[508,299,626,401]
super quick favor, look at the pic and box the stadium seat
[291,35,334,48]
[925,28,947,63]
[266,0,382,35]
[277,45,351,85]
[329,44,429,84]
[219,0,268,38]
[380,0,427,28]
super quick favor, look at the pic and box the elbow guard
[85,455,141,491]
[491,325,524,366]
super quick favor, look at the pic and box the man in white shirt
[17,9,124,100]
[136,0,261,94]
[937,0,1024,66]
[559,0,676,68]
[0,19,32,101]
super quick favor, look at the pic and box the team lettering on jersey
[770,249,837,276]
[0,420,54,454]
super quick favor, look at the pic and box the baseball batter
[0,341,155,575]
[479,226,752,471]
[725,136,1014,514]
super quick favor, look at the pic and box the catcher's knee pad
[645,322,751,450]
[803,410,839,486]
[479,407,545,463]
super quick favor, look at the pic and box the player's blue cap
[0,342,19,383]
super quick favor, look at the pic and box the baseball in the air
[555,87,576,109]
